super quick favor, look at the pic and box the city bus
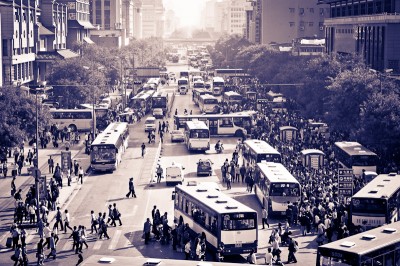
[254,162,301,216]
[265,91,287,112]
[146,78,161,90]
[50,109,94,132]
[193,88,207,106]
[131,90,155,113]
[177,78,189,94]
[243,139,282,166]
[174,111,257,137]
[318,221,400,266]
[198,94,219,114]
[334,141,379,176]
[214,68,248,79]
[174,182,258,255]
[180,71,189,79]
[193,80,205,89]
[90,122,129,172]
[222,91,243,105]
[351,172,400,228]
[184,120,210,151]
[151,91,169,114]
[212,77,225,96]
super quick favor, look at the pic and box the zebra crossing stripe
[92,237,104,250]
[108,230,121,250]
[61,239,73,251]
[25,233,35,245]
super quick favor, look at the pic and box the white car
[152,108,164,118]
[165,162,185,186]
[170,130,185,142]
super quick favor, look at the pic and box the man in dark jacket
[126,177,136,198]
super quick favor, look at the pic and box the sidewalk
[0,140,91,249]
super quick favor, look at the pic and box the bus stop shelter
[279,126,298,142]
[300,149,325,170]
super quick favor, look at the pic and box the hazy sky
[163,0,206,28]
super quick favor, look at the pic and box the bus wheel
[68,124,77,132]
[234,130,244,138]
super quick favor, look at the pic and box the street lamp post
[34,91,41,224]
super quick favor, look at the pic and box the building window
[320,8,324,15]
[310,8,314,13]
[309,22,314,27]
[2,39,8,56]
[289,8,295,13]
[299,8,304,15]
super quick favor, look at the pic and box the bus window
[219,118,233,127]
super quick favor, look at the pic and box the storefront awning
[56,49,79,59]
[38,22,54,36]
[83,37,95,44]
[36,49,79,61]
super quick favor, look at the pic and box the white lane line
[61,239,73,251]
[25,233,35,245]
[92,238,103,250]
[108,230,121,250]
[124,206,138,247]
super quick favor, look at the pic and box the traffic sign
[31,167,41,179]
[338,168,353,197]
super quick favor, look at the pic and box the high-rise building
[90,0,129,47]
[141,0,164,38]
[164,9,178,38]
[0,0,38,86]
[227,0,248,35]
[121,0,142,39]
[246,0,329,44]
[322,0,400,72]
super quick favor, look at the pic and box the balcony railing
[325,13,400,24]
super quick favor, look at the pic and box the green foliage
[0,86,51,148]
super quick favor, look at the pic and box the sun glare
[163,0,205,29]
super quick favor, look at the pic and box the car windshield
[172,130,182,135]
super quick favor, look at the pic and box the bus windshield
[270,183,300,197]
[152,97,167,108]
[178,80,188,85]
[352,198,386,214]
[352,155,378,166]
[204,99,218,104]
[189,129,209,138]
[91,145,116,163]
[258,154,281,163]
[222,213,256,230]
[213,82,224,87]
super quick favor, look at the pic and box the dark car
[196,159,213,176]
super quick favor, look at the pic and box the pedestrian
[265,247,273,265]
[48,156,54,174]
[45,233,56,260]
[78,225,88,252]
[106,205,114,225]
[287,237,298,263]
[141,143,146,158]
[42,223,52,249]
[69,226,80,254]
[54,207,64,231]
[246,248,256,264]
[184,240,191,260]
[36,238,44,266]
[90,210,98,234]
[64,209,73,233]
[10,224,20,250]
[261,207,270,229]
[78,166,84,184]
[226,172,232,190]
[73,160,79,176]
[156,165,163,183]
[126,177,137,198]
[11,177,16,196]
[160,131,164,143]
[112,203,122,226]
[99,212,110,240]
[67,168,72,186]
[11,244,23,266]
[143,218,151,245]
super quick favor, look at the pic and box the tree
[0,86,51,148]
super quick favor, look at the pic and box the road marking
[92,238,103,250]
[123,206,138,247]
[61,239,73,251]
[108,230,121,250]
[25,233,35,245]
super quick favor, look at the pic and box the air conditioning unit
[300,26,305,31]
[320,26,324,30]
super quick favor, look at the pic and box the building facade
[246,0,329,45]
[0,0,38,86]
[323,0,400,72]
[141,0,164,38]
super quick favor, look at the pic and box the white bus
[131,90,155,114]
[334,141,379,176]
[255,162,301,216]
[174,182,258,255]
[177,78,189,94]
[184,120,210,152]
[222,91,243,105]
[212,77,225,96]
[243,139,282,166]
[351,172,400,228]
[50,109,94,132]
[193,80,205,89]
[175,111,257,137]
[198,94,219,114]
[90,122,129,172]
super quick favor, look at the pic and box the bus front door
[208,118,218,136]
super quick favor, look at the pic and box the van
[165,162,185,186]
[144,117,156,132]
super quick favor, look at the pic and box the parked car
[170,130,185,142]
[144,117,156,132]
[196,159,213,176]
[153,108,164,118]
[165,162,185,186]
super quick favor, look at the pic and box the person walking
[69,226,80,254]
[287,236,298,264]
[78,167,84,184]
[42,223,52,249]
[48,156,54,174]
[45,233,57,260]
[90,210,98,234]
[156,165,163,183]
[54,207,64,231]
[36,238,44,265]
[106,205,114,225]
[64,209,73,233]
[111,203,122,226]
[143,218,152,244]
[261,207,270,229]
[126,177,137,198]
[226,172,232,190]
[141,143,146,158]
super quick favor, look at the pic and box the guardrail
[149,141,162,185]
[167,92,176,118]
